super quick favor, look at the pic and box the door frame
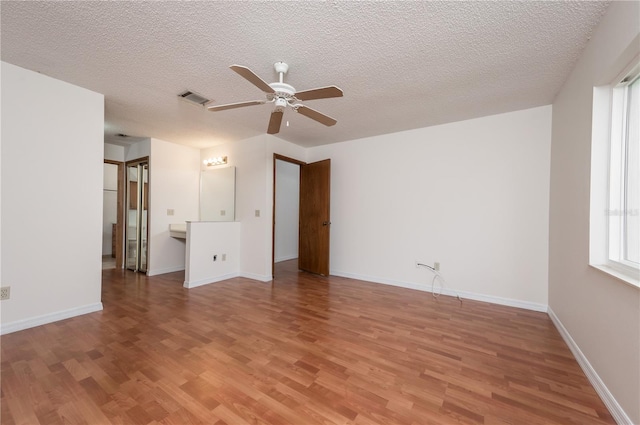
[125,157,150,273]
[105,159,124,269]
[272,154,306,278]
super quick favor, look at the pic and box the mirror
[200,166,236,221]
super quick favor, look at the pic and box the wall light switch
[255,209,260,217]
[222,254,226,261]
[167,209,174,216]
[220,210,226,216]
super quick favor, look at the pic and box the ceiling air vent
[178,90,211,106]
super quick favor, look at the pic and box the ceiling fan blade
[296,105,337,126]
[267,110,284,134]
[207,100,265,112]
[230,65,275,94]
[295,85,344,101]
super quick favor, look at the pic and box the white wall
[201,112,551,305]
[275,159,300,262]
[201,135,306,281]
[548,2,640,423]
[147,138,200,276]
[0,64,3,303]
[206,135,270,280]
[1,62,104,333]
[104,143,125,162]
[307,106,551,309]
[184,222,240,288]
[125,139,150,162]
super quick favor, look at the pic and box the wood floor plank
[1,261,616,424]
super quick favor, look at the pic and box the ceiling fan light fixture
[274,97,288,108]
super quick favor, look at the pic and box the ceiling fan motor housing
[271,62,296,102]
[270,82,295,97]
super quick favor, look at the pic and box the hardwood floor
[1,260,615,424]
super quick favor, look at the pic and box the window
[590,57,640,287]
[591,60,640,286]
[608,69,639,275]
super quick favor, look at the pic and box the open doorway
[274,158,301,266]
[272,154,331,278]
[103,160,124,269]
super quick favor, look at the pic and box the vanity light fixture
[203,156,228,166]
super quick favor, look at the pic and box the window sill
[590,264,640,289]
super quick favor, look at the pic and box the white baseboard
[147,265,185,276]
[183,272,240,289]
[547,308,632,425]
[183,271,273,287]
[275,255,298,263]
[0,302,103,335]
[331,270,548,312]
[447,288,547,312]
[240,272,273,283]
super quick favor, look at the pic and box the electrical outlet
[213,255,217,262]
[222,254,226,261]
[1,287,10,300]
[167,209,174,216]
[220,210,226,216]
[434,262,440,271]
[415,260,420,268]
[255,209,260,218]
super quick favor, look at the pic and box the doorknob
[322,221,331,226]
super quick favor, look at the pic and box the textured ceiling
[1,1,610,149]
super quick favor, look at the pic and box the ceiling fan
[208,62,343,135]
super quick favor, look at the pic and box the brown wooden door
[298,159,331,276]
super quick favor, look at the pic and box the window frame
[607,70,639,275]
[589,57,640,288]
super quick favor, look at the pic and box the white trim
[331,270,548,312]
[183,272,240,289]
[275,255,298,263]
[240,272,273,283]
[548,307,633,425]
[183,271,273,288]
[590,264,640,288]
[0,302,103,335]
[146,266,185,277]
